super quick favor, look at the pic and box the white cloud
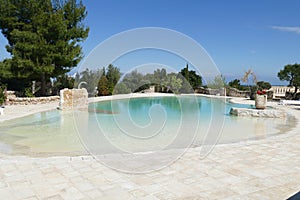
[270,26,300,34]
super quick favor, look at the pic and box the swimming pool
[0,96,296,156]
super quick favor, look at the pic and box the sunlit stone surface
[230,107,286,118]
[59,88,88,110]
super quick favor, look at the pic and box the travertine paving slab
[0,99,299,199]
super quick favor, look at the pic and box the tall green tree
[0,0,89,96]
[179,64,202,89]
[97,75,109,96]
[106,64,121,94]
[278,63,300,99]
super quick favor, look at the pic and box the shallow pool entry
[0,96,297,156]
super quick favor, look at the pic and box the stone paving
[0,98,299,199]
[0,117,299,199]
[0,102,59,122]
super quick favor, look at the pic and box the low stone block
[230,107,286,118]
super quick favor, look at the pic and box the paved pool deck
[0,95,299,199]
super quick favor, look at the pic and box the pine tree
[106,64,121,95]
[0,0,89,96]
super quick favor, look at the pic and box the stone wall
[208,88,226,96]
[7,96,59,105]
[59,88,88,110]
[195,87,274,99]
[194,87,209,94]
[194,87,226,96]
[7,91,16,99]
[227,88,250,98]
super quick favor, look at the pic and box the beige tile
[0,108,298,199]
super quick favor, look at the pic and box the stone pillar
[59,88,88,110]
[255,94,267,109]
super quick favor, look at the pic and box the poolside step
[230,107,286,118]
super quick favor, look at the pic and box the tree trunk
[293,86,298,100]
[41,73,46,96]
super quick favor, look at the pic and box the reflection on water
[0,96,297,156]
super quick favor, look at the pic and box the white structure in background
[270,86,295,99]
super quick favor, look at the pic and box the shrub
[257,81,271,90]
[0,85,7,105]
[250,85,258,100]
[24,87,35,97]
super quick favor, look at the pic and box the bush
[113,83,131,94]
[24,87,35,97]
[0,85,7,105]
[228,79,241,89]
[250,85,258,100]
[257,81,271,90]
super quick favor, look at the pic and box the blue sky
[1,0,300,85]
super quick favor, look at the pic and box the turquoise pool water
[0,96,297,155]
